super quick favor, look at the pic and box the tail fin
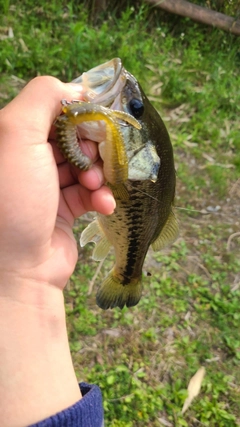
[96,271,142,310]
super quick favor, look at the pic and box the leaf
[182,366,206,414]
[106,374,115,385]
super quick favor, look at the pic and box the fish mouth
[72,58,127,107]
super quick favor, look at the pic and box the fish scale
[56,58,179,309]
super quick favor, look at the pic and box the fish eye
[129,98,144,119]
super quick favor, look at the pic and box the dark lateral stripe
[122,212,143,285]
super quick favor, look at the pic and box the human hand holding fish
[0,75,117,426]
[0,59,178,312]
[0,63,177,426]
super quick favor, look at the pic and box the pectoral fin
[151,210,179,251]
[80,219,111,261]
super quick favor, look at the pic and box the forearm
[0,277,81,427]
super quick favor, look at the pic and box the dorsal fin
[151,210,179,251]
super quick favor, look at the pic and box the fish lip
[72,58,126,107]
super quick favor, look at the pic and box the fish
[55,58,178,310]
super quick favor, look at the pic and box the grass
[1,1,240,425]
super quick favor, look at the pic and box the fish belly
[96,181,163,309]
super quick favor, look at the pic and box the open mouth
[72,58,126,107]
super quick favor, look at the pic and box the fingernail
[94,166,104,188]
[106,193,116,213]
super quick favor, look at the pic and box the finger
[58,161,106,190]
[58,162,78,189]
[59,184,116,225]
[90,186,116,215]
[0,77,83,142]
[50,139,66,164]
[53,134,103,188]
[77,161,105,190]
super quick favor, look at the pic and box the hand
[0,76,115,290]
[0,76,114,426]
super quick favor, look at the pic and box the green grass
[1,1,240,425]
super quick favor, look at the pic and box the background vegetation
[1,1,240,425]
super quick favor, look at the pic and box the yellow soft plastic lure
[55,100,141,185]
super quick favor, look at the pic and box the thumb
[0,76,83,143]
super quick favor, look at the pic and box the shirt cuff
[29,382,104,427]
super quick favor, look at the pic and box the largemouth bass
[55,58,178,310]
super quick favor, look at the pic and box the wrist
[0,269,64,308]
[0,276,81,427]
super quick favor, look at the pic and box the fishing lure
[55,100,141,185]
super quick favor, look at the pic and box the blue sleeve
[29,382,104,427]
